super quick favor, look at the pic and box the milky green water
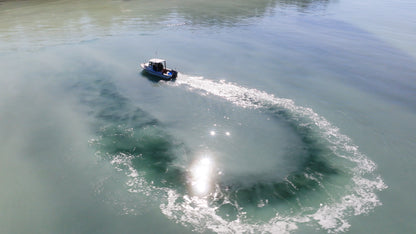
[1,0,415,233]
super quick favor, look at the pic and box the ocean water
[1,0,415,233]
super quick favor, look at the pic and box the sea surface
[1,0,415,233]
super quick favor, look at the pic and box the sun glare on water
[189,156,215,196]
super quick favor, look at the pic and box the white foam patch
[160,190,299,234]
[155,74,387,233]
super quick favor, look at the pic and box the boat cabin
[140,58,178,79]
[149,58,167,72]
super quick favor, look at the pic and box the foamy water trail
[154,73,388,233]
[92,74,387,233]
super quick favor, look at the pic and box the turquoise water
[1,0,415,233]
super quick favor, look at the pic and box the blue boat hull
[140,63,177,80]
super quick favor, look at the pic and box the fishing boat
[140,58,178,80]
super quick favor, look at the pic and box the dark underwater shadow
[212,107,339,219]
[71,77,187,191]
[73,75,342,220]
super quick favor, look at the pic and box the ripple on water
[86,75,386,233]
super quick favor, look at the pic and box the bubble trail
[160,74,387,233]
